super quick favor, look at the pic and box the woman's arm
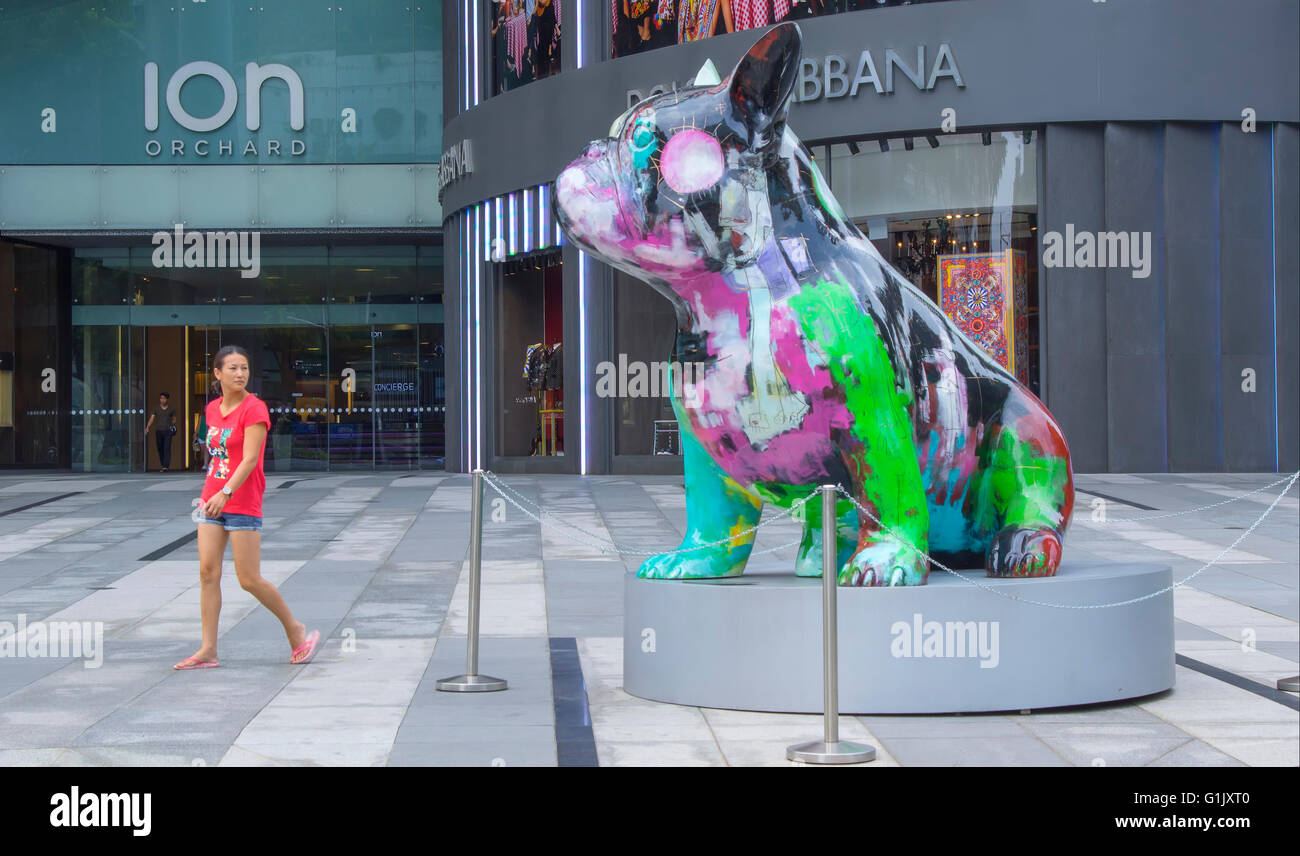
[202,422,268,516]
[720,0,732,34]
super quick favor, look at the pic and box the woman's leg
[190,522,228,661]
[228,530,307,652]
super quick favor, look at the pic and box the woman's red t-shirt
[201,393,271,517]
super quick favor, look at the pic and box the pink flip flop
[290,630,321,665]
[173,656,220,670]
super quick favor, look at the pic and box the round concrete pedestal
[623,561,1175,714]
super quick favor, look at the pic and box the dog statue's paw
[839,539,929,586]
[638,545,747,580]
[986,527,1062,578]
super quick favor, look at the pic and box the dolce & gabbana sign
[627,43,963,108]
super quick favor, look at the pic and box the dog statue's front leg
[638,422,762,580]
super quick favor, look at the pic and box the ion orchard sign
[143,60,306,158]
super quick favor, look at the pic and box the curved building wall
[442,0,1300,474]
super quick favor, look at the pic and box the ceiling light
[847,141,861,155]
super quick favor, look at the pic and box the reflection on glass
[827,130,1041,393]
[66,243,444,471]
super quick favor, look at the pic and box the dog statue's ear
[728,23,802,151]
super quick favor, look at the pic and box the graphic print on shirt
[206,427,234,480]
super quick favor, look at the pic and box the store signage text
[627,44,962,109]
[437,139,474,199]
[150,225,261,279]
[792,44,964,103]
[143,60,306,158]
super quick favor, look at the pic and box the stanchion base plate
[787,740,876,764]
[436,674,508,693]
[1279,676,1300,693]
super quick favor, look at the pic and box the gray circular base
[624,561,1175,714]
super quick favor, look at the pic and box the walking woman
[174,345,321,670]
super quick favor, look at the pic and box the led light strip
[579,250,588,474]
[475,206,483,471]
[523,188,533,253]
[539,184,550,248]
[465,208,474,468]
[509,192,518,256]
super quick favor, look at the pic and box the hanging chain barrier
[473,468,1298,610]
[832,471,1299,611]
[479,469,810,558]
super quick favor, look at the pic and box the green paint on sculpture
[969,428,1071,538]
[788,276,929,556]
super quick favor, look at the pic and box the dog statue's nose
[583,140,607,161]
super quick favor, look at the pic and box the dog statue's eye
[632,124,656,149]
[629,117,659,170]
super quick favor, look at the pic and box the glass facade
[68,244,445,472]
[0,241,66,468]
[823,130,1042,393]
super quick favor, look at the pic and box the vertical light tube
[466,210,474,470]
[578,250,588,474]
[509,192,518,257]
[462,0,470,111]
[472,0,480,105]
[1271,124,1279,470]
[539,184,550,248]
[494,196,503,262]
[576,0,583,69]
[475,206,484,471]
[523,187,533,254]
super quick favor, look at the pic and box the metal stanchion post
[787,485,875,764]
[437,469,508,692]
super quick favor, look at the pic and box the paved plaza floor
[0,469,1295,767]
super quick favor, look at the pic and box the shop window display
[497,253,564,456]
[612,0,956,58]
[492,0,562,94]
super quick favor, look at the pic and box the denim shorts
[197,512,263,532]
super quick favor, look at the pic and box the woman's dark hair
[210,345,252,397]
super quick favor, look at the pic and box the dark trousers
[155,430,173,470]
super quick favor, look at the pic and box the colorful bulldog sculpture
[555,23,1074,585]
